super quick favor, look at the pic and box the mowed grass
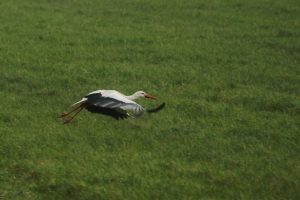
[0,0,299,199]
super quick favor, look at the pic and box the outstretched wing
[147,102,166,113]
[85,105,129,120]
[84,91,145,119]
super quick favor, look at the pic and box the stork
[60,90,165,124]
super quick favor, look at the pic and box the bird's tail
[146,102,166,113]
[71,98,88,107]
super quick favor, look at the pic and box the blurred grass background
[0,0,299,199]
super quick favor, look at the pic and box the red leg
[63,106,85,124]
[59,105,82,118]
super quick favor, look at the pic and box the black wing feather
[85,105,128,120]
[84,92,128,120]
[147,102,166,113]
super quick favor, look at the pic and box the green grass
[0,0,299,199]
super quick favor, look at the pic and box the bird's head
[135,91,156,100]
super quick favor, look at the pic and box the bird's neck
[125,93,140,101]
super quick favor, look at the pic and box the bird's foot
[59,112,68,118]
[63,118,72,124]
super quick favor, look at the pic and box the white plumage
[60,89,158,124]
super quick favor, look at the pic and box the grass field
[0,0,299,199]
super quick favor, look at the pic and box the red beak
[145,94,156,100]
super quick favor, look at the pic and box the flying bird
[60,90,165,124]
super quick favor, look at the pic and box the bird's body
[60,89,163,124]
[73,90,146,119]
